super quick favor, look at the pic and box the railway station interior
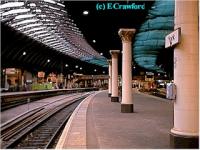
[0,0,199,149]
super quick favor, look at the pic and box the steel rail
[1,93,90,149]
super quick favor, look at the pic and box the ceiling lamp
[83,10,89,15]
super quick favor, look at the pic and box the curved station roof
[0,0,108,68]
[1,0,174,76]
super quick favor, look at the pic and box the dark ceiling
[1,1,156,75]
[64,1,154,59]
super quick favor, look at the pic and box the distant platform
[1,88,98,96]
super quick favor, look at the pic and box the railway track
[0,92,91,149]
[1,88,98,111]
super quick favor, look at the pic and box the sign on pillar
[169,1,199,148]
[165,28,181,48]
[108,59,112,97]
[110,50,120,102]
[118,28,136,113]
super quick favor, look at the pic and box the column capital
[110,50,120,56]
[118,28,136,42]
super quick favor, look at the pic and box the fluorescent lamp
[23,27,46,33]
[57,3,65,7]
[36,33,51,38]
[15,14,36,20]
[0,2,24,9]
[44,0,56,4]
[17,23,43,30]
[43,39,57,43]
[2,8,30,16]
[12,19,38,27]
[29,30,48,36]
[30,3,36,7]
[49,5,60,11]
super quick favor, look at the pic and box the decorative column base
[170,132,199,148]
[111,96,119,102]
[108,93,111,97]
[121,104,133,113]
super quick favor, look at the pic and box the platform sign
[146,72,154,76]
[38,71,45,78]
[6,68,16,74]
[165,28,181,48]
[166,83,176,100]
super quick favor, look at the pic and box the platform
[56,89,174,149]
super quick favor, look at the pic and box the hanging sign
[6,68,16,74]
[38,71,45,78]
[165,28,181,48]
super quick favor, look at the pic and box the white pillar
[108,59,112,97]
[118,29,136,113]
[110,50,120,102]
[64,77,67,88]
[21,75,24,86]
[170,1,199,148]
[85,80,88,88]
[67,74,71,89]
[5,70,9,89]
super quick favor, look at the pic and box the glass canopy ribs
[0,0,107,67]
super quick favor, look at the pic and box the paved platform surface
[57,89,174,149]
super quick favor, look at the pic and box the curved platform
[56,89,173,149]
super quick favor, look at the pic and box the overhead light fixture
[94,69,97,72]
[23,26,46,33]
[2,8,30,16]
[23,51,26,55]
[65,64,69,67]
[49,5,60,11]
[100,53,103,56]
[80,67,82,70]
[47,59,50,63]
[12,19,39,27]
[92,40,96,43]
[44,0,56,4]
[57,3,65,7]
[17,23,43,30]
[0,2,24,9]
[75,65,79,68]
[15,14,36,20]
[83,10,89,15]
